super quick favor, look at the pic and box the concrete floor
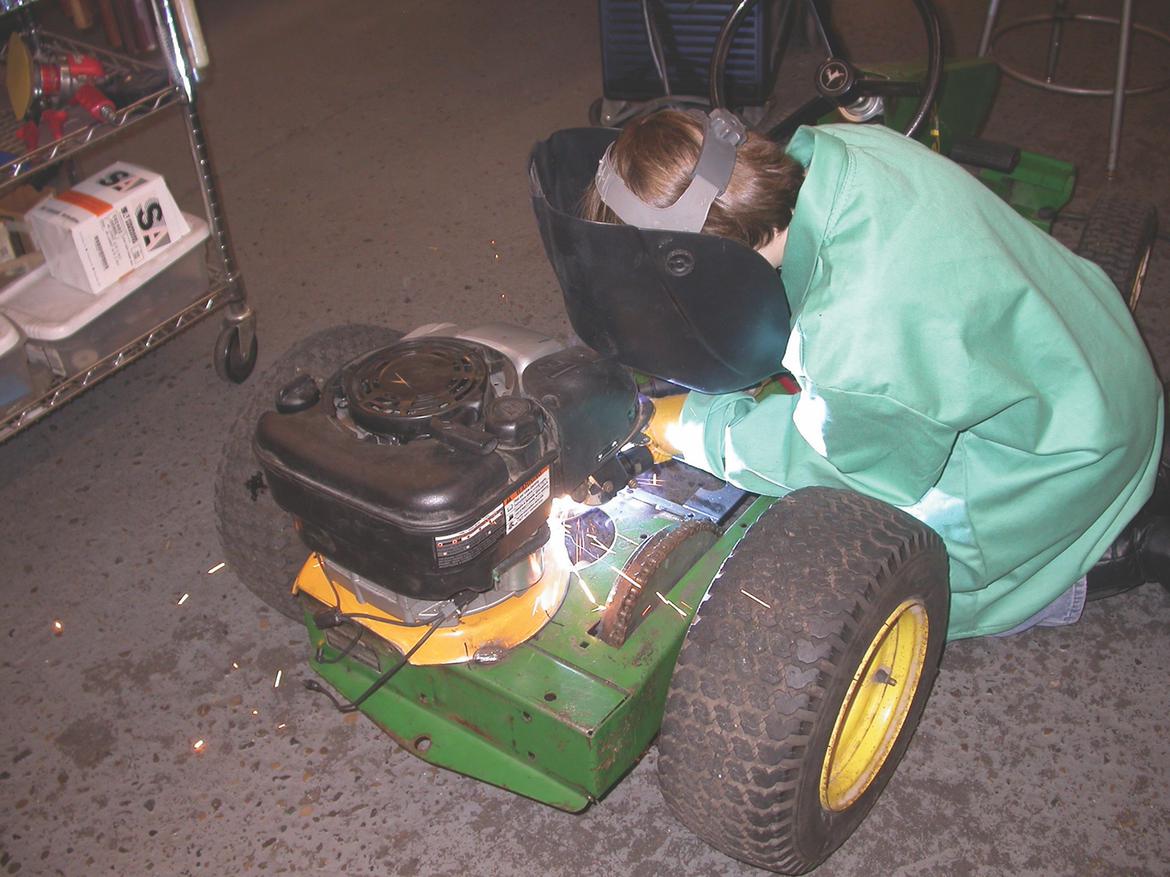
[2,1,1169,874]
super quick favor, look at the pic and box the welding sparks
[177,593,189,606]
[273,670,283,689]
[655,591,687,618]
[575,575,598,606]
[611,565,642,591]
[740,589,772,609]
[51,619,64,636]
[192,738,206,753]
[207,562,226,575]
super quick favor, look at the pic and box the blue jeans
[990,578,1087,637]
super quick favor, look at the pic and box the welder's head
[528,118,795,394]
[580,109,803,251]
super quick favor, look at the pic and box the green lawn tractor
[215,2,1157,872]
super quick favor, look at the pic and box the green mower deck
[306,493,773,811]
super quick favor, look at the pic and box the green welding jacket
[673,123,1163,640]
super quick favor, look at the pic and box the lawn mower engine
[252,323,652,663]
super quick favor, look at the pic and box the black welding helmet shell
[529,125,792,394]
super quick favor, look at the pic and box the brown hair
[580,110,804,249]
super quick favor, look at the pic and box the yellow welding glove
[645,393,687,463]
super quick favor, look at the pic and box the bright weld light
[192,739,206,753]
[550,494,591,521]
[177,593,189,606]
[273,670,283,688]
[207,562,226,575]
[51,620,63,636]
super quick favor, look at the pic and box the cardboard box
[26,162,190,294]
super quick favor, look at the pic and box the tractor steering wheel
[710,0,944,142]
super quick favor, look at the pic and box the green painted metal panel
[977,151,1076,232]
[306,494,775,810]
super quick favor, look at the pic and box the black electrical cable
[708,0,756,110]
[314,623,364,665]
[641,0,672,97]
[315,554,427,627]
[304,607,455,714]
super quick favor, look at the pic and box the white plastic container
[0,214,208,377]
[0,312,34,409]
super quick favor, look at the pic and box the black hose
[642,0,673,97]
[708,0,757,110]
[903,0,944,140]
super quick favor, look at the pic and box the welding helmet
[528,112,791,394]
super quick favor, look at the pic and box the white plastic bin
[0,214,208,377]
[0,312,33,409]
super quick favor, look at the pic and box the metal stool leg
[1108,0,1134,177]
[1045,0,1069,83]
[981,0,1169,176]
[979,0,1002,56]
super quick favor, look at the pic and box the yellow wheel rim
[1129,244,1152,311]
[820,598,929,812]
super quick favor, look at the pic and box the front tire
[657,487,949,874]
[214,324,403,619]
[1075,194,1158,311]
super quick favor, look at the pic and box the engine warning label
[432,466,551,567]
[504,467,551,534]
[433,505,505,568]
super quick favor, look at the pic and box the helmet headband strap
[594,109,747,233]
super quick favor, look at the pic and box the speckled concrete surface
[1,1,1168,875]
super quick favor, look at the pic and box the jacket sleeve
[675,385,958,507]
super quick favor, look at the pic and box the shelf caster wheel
[215,323,258,383]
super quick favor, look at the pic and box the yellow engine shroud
[292,542,572,666]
